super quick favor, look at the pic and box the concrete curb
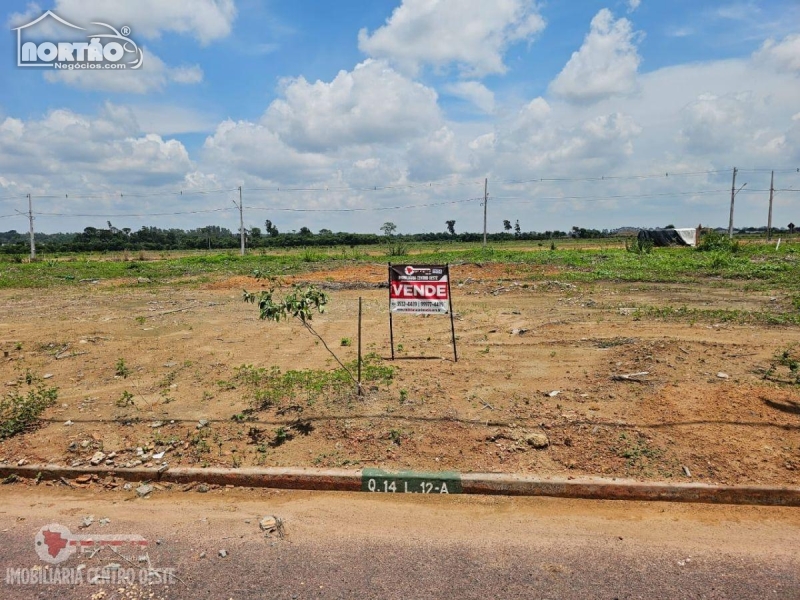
[2,464,799,507]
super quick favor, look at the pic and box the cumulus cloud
[549,9,642,103]
[202,119,333,183]
[442,81,496,113]
[264,59,441,152]
[753,34,800,74]
[406,126,468,180]
[44,51,204,94]
[627,0,641,12]
[54,0,237,44]
[0,104,192,188]
[358,0,545,77]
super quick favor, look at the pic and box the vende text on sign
[389,264,450,314]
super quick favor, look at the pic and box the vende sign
[389,264,450,314]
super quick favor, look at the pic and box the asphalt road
[1,484,798,599]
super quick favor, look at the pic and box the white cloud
[442,81,496,113]
[170,65,204,84]
[264,59,441,152]
[0,104,193,189]
[128,105,218,136]
[202,119,333,183]
[754,34,800,74]
[627,0,641,13]
[358,0,545,77]
[407,127,468,180]
[44,50,204,94]
[7,2,42,28]
[53,0,237,44]
[549,9,642,103]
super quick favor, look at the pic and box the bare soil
[1,263,799,485]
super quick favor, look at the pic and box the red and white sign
[389,264,450,314]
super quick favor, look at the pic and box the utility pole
[728,167,737,239]
[27,193,35,260]
[727,168,747,239]
[238,186,245,256]
[482,177,488,248]
[767,170,774,241]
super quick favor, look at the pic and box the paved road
[1,484,798,599]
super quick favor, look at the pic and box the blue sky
[1,0,799,234]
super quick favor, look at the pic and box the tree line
[0,219,788,254]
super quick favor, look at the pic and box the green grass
[632,304,800,326]
[1,239,798,290]
[224,353,395,410]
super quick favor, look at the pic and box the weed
[764,345,800,384]
[116,390,135,407]
[115,358,130,378]
[625,237,653,254]
[399,389,408,403]
[0,376,58,439]
[697,229,739,253]
[271,426,293,447]
[234,354,393,411]
[340,337,352,347]
[385,241,409,256]
[135,316,146,325]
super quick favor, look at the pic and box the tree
[250,227,262,240]
[264,220,279,237]
[514,220,521,237]
[298,226,313,236]
[445,220,456,235]
[243,281,360,392]
[380,222,397,236]
[789,222,796,234]
[503,219,512,232]
[319,228,333,235]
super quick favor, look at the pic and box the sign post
[388,263,457,362]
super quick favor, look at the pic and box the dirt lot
[1,262,799,486]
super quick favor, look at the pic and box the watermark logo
[34,523,148,564]
[4,522,176,586]
[12,10,143,70]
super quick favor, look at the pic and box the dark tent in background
[637,228,698,247]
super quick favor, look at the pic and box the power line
[31,187,239,200]
[244,197,483,213]
[32,207,235,218]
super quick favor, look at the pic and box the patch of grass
[1,240,797,291]
[0,377,58,439]
[616,432,663,470]
[340,337,352,347]
[233,353,394,411]
[632,304,800,327]
[594,337,635,348]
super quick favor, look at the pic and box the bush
[697,230,739,253]
[0,378,58,439]
[625,237,653,254]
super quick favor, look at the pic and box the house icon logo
[12,10,143,70]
